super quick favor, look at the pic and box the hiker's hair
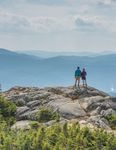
[77,66,80,69]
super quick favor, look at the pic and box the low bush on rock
[106,114,116,130]
[30,121,40,129]
[15,99,25,107]
[36,107,60,123]
[0,95,16,125]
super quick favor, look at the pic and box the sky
[0,0,116,52]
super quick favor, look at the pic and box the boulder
[47,87,64,95]
[11,120,31,130]
[44,120,56,126]
[17,106,30,117]
[18,109,39,121]
[100,108,116,117]
[48,97,86,119]
[88,116,111,130]
[27,100,41,108]
[79,96,108,111]
[59,101,86,119]
[32,92,50,100]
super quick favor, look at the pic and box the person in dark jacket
[81,68,87,87]
[75,67,81,87]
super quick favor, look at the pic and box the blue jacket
[75,69,81,77]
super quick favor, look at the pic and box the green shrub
[0,95,16,125]
[15,99,25,107]
[0,95,115,150]
[36,107,60,123]
[106,114,116,130]
[30,121,40,129]
[0,123,116,150]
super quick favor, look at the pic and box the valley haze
[0,48,116,96]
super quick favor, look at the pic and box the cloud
[0,10,74,34]
[0,0,24,5]
[74,15,104,32]
[0,0,116,35]
[75,18,96,31]
[0,10,32,33]
[0,0,66,6]
[96,0,116,9]
[27,0,66,6]
[0,9,116,35]
[0,0,110,7]
[0,0,116,51]
[74,14,116,34]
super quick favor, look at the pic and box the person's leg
[85,79,87,87]
[78,77,80,87]
[75,78,77,87]
[82,79,84,86]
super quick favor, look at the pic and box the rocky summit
[3,86,116,131]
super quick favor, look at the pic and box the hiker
[75,66,81,88]
[81,68,87,87]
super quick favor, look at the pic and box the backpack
[75,69,81,77]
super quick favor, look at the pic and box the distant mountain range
[19,50,116,58]
[109,92,116,97]
[0,48,116,94]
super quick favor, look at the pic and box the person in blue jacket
[75,66,81,88]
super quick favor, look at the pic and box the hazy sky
[0,0,116,52]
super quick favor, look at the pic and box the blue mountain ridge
[0,48,116,94]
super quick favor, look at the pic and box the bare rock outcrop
[3,86,116,130]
